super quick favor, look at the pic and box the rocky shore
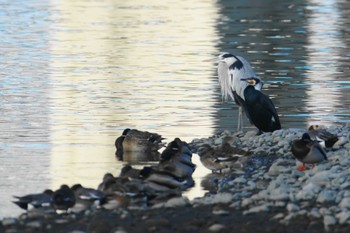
[2,125,350,233]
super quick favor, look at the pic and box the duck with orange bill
[291,133,328,171]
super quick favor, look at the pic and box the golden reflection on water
[305,0,343,127]
[48,0,219,196]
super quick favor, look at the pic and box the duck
[291,133,327,171]
[119,164,142,179]
[97,173,129,194]
[307,125,342,148]
[52,184,76,212]
[139,166,194,192]
[115,128,164,160]
[97,173,115,192]
[241,78,281,133]
[197,142,250,173]
[71,184,106,206]
[12,189,53,210]
[97,173,144,197]
[158,138,196,178]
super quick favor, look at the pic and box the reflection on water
[117,151,160,162]
[305,0,345,126]
[48,0,219,203]
[1,0,350,218]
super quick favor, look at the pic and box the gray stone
[1,218,17,226]
[287,203,300,212]
[336,211,350,224]
[317,190,337,203]
[241,198,253,207]
[344,143,350,150]
[323,215,337,228]
[212,209,230,216]
[208,224,227,232]
[26,221,42,229]
[211,193,234,204]
[309,208,321,218]
[243,204,269,215]
[296,183,321,201]
[339,197,350,209]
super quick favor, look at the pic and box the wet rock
[153,197,190,209]
[323,215,337,231]
[1,218,17,226]
[241,198,253,207]
[336,211,350,224]
[308,208,321,218]
[310,171,331,186]
[212,208,230,216]
[243,204,269,215]
[344,143,350,150]
[272,213,285,220]
[317,189,337,203]
[208,223,227,232]
[287,203,300,212]
[296,183,321,201]
[26,221,42,229]
[211,193,234,204]
[339,197,350,209]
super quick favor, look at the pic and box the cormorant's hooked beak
[240,78,256,85]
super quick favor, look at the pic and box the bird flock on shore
[11,52,348,214]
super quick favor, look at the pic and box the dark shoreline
[1,203,350,233]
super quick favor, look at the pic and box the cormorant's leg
[237,107,244,132]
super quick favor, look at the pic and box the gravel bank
[2,125,350,233]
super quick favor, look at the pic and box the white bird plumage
[217,52,264,131]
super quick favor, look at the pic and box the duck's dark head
[122,128,131,136]
[301,133,312,141]
[71,184,83,191]
[43,189,54,195]
[160,138,181,160]
[60,184,70,190]
[139,166,153,179]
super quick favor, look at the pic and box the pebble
[323,215,337,229]
[212,209,230,216]
[208,223,227,232]
[309,208,321,218]
[211,193,234,204]
[344,143,350,150]
[317,190,337,203]
[1,218,17,226]
[153,197,189,208]
[339,197,350,209]
[271,213,285,220]
[296,183,321,201]
[243,204,269,215]
[336,211,350,224]
[287,203,300,212]
[26,221,42,229]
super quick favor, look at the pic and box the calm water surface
[1,0,350,218]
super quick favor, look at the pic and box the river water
[1,0,350,218]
